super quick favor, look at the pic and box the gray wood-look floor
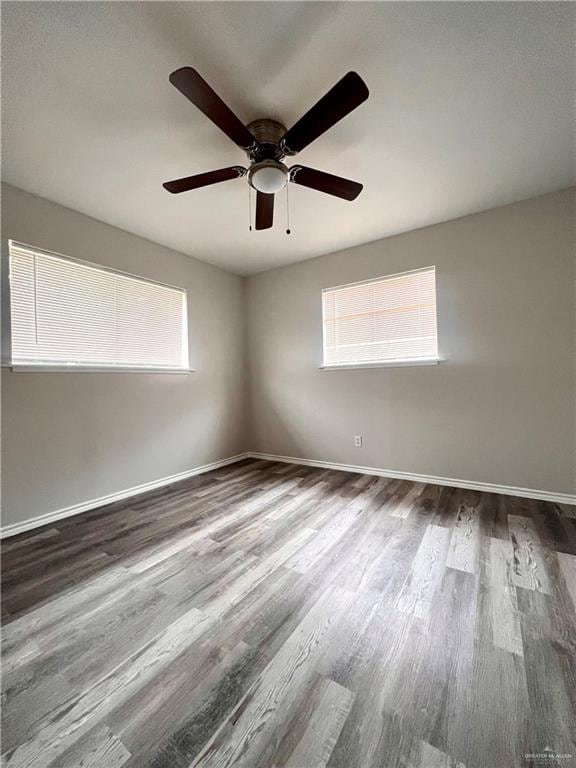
[2,459,576,768]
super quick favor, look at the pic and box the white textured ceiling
[2,2,574,275]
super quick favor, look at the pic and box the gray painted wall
[1,184,248,527]
[246,189,575,495]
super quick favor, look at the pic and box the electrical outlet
[354,435,362,447]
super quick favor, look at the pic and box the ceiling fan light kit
[248,160,288,194]
[162,67,369,230]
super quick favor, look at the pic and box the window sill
[9,365,194,374]
[320,358,442,370]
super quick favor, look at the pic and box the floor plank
[284,677,354,768]
[395,523,451,620]
[557,552,576,611]
[446,502,480,574]
[508,514,551,594]
[486,536,524,656]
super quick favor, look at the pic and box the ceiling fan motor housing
[247,118,287,161]
[247,118,285,147]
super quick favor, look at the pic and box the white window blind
[322,267,438,367]
[9,241,189,370]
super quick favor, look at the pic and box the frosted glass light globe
[249,163,288,194]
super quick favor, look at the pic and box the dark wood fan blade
[289,165,362,201]
[169,67,256,150]
[281,72,369,155]
[163,166,246,194]
[255,192,274,230]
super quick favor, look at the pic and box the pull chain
[285,182,291,235]
[248,185,253,231]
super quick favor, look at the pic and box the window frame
[7,240,193,374]
[320,266,441,370]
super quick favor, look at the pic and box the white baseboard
[0,453,251,539]
[3,449,573,539]
[248,452,576,506]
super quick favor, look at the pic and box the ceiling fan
[162,67,369,230]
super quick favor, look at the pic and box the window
[9,241,189,371]
[322,266,438,368]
